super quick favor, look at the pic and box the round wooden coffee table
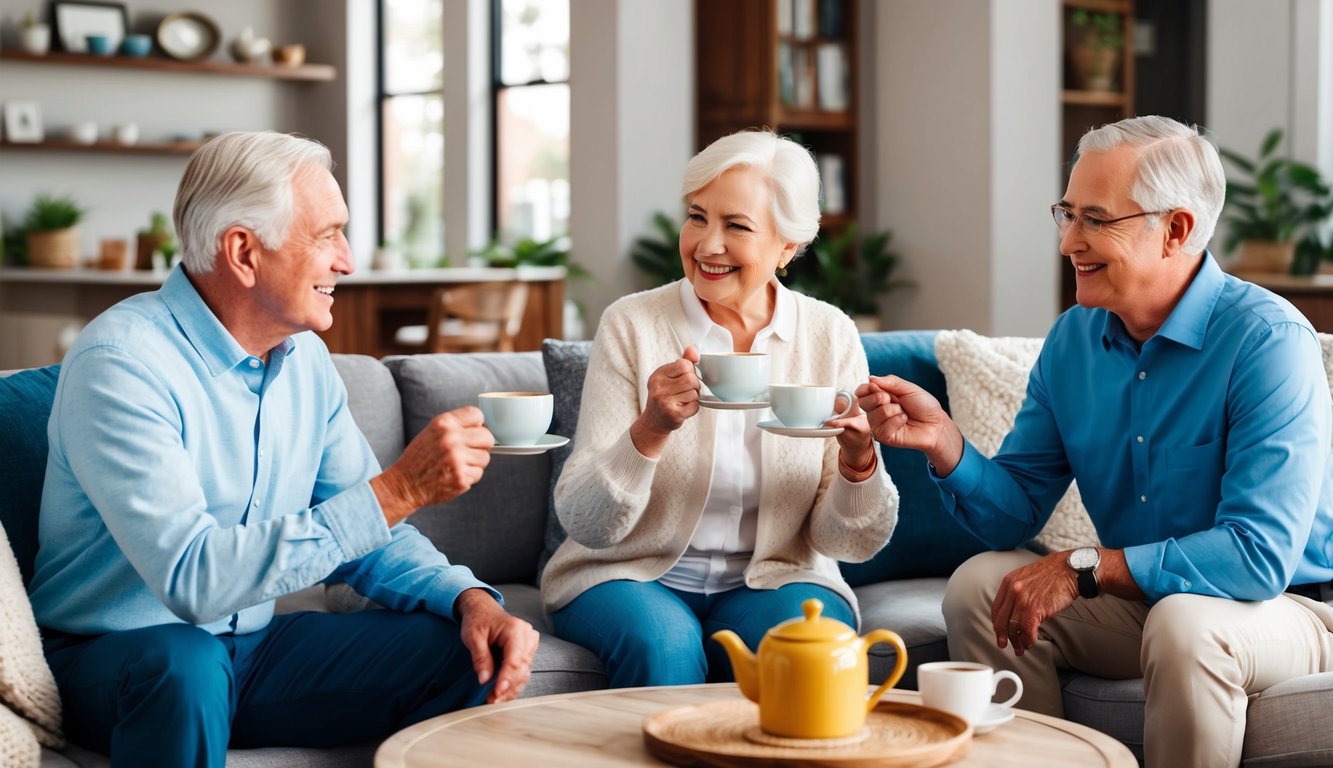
[376,684,1136,767]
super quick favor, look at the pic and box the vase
[1232,240,1296,274]
[27,228,80,269]
[20,25,50,56]
[1069,44,1119,92]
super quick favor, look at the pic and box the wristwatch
[1068,547,1101,599]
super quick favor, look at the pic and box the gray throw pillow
[539,340,592,580]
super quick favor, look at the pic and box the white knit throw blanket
[0,524,63,766]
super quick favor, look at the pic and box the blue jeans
[43,610,492,768]
[550,580,853,688]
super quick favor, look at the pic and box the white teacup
[917,661,1024,727]
[696,352,769,403]
[768,384,853,429]
[478,391,553,446]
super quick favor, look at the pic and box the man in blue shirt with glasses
[858,115,1333,768]
[29,131,540,767]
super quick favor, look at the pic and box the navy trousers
[43,610,491,767]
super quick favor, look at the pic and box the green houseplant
[472,235,590,282]
[135,211,176,270]
[630,211,684,287]
[786,222,911,328]
[1219,128,1333,273]
[23,194,86,269]
[1067,10,1124,92]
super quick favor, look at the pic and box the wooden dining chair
[401,281,529,354]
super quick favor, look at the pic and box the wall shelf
[0,50,336,82]
[0,139,202,155]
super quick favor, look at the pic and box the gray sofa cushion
[538,340,592,578]
[331,354,404,471]
[853,578,950,691]
[496,583,606,697]
[1061,673,1145,764]
[1243,672,1333,767]
[384,353,552,585]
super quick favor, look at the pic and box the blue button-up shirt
[29,266,493,635]
[936,254,1333,602]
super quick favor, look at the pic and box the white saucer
[756,419,844,438]
[491,434,570,456]
[972,704,1015,735]
[699,395,770,411]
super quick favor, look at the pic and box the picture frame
[51,0,129,54]
[3,102,45,144]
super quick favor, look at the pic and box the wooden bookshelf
[0,49,336,82]
[695,0,857,230]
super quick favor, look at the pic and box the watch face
[1069,547,1099,570]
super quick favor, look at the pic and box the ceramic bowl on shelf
[69,122,99,145]
[120,34,153,57]
[85,34,113,56]
[274,43,306,67]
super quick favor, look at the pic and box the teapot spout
[711,630,759,703]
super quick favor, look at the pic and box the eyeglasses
[1050,205,1167,235]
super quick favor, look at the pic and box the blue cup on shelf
[85,34,113,55]
[120,34,152,57]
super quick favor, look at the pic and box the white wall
[569,0,693,329]
[872,0,1060,336]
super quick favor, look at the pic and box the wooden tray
[643,698,971,767]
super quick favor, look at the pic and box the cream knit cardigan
[541,282,899,623]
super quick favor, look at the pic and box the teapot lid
[769,598,855,643]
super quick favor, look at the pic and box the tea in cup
[768,384,853,429]
[478,391,552,446]
[917,661,1023,726]
[696,352,769,403]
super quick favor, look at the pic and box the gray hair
[680,130,820,252]
[1076,115,1224,254]
[174,131,333,273]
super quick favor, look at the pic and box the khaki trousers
[942,550,1333,768]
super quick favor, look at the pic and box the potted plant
[630,211,684,288]
[20,12,51,56]
[23,194,85,269]
[786,222,912,332]
[1066,10,1124,92]
[471,234,592,338]
[135,211,175,270]
[1219,128,1333,274]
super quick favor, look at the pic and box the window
[493,0,570,243]
[379,0,444,266]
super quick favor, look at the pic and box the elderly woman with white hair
[540,130,899,687]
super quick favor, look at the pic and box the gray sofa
[5,330,1332,767]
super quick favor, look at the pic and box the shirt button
[1140,495,1147,503]
[1138,371,1146,380]
[1137,435,1144,443]
[252,499,260,508]
[1183,580,1192,589]
[248,358,260,368]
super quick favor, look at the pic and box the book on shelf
[792,46,815,110]
[816,43,848,112]
[818,153,846,215]
[792,0,816,39]
[778,43,795,107]
[818,0,846,39]
[777,0,793,36]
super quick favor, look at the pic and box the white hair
[680,130,821,252]
[1076,115,1224,254]
[174,131,333,273]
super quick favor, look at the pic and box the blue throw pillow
[539,339,592,580]
[0,366,60,587]
[839,332,987,585]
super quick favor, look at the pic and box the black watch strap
[1077,568,1100,599]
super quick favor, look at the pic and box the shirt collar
[159,266,297,377]
[1100,252,1223,352]
[678,277,796,351]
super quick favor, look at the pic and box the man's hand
[855,375,965,476]
[630,345,702,458]
[455,588,540,704]
[990,553,1080,656]
[371,406,494,526]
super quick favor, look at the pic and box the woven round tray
[643,698,971,768]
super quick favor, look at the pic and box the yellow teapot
[712,598,907,740]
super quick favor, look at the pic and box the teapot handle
[861,629,907,713]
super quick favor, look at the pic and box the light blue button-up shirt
[935,254,1333,602]
[29,266,493,636]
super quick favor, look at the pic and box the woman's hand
[630,345,702,458]
[826,392,877,482]
[855,375,965,476]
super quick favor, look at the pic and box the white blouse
[657,278,796,594]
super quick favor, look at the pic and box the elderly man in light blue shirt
[28,131,539,767]
[858,115,1333,768]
